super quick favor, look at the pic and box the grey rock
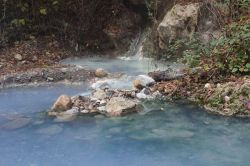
[148,70,184,82]
[106,97,138,116]
[157,2,220,50]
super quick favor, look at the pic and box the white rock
[224,96,230,102]
[100,100,107,105]
[90,97,98,101]
[47,77,54,81]
[97,106,106,112]
[136,93,148,99]
[217,83,221,88]
[133,75,155,89]
[64,107,79,115]
[14,53,23,61]
[204,83,212,89]
[136,93,154,99]
[81,110,89,114]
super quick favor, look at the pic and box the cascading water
[61,28,184,90]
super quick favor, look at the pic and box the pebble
[14,53,23,61]
[81,110,89,114]
[224,96,230,102]
[204,83,212,89]
[47,77,54,81]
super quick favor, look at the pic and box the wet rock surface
[51,95,73,112]
[48,74,165,119]
[49,88,146,118]
[106,97,139,117]
[133,75,155,89]
[148,69,185,82]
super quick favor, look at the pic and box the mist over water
[62,56,184,76]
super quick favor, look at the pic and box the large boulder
[51,95,73,112]
[157,2,220,50]
[106,97,138,116]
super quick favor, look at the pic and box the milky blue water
[61,56,184,76]
[1,85,250,166]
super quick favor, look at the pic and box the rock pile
[48,73,169,119]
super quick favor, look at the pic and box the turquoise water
[1,86,250,166]
[61,56,184,75]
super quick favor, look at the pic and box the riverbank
[151,71,250,117]
[0,38,249,118]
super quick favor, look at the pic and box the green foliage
[164,20,250,75]
[212,22,250,74]
[182,36,210,68]
[0,0,121,49]
[160,35,210,68]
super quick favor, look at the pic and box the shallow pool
[61,56,184,76]
[0,85,250,166]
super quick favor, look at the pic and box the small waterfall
[121,28,149,60]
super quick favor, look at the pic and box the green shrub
[212,22,250,74]
[169,21,250,75]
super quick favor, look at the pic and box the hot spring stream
[1,56,250,166]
